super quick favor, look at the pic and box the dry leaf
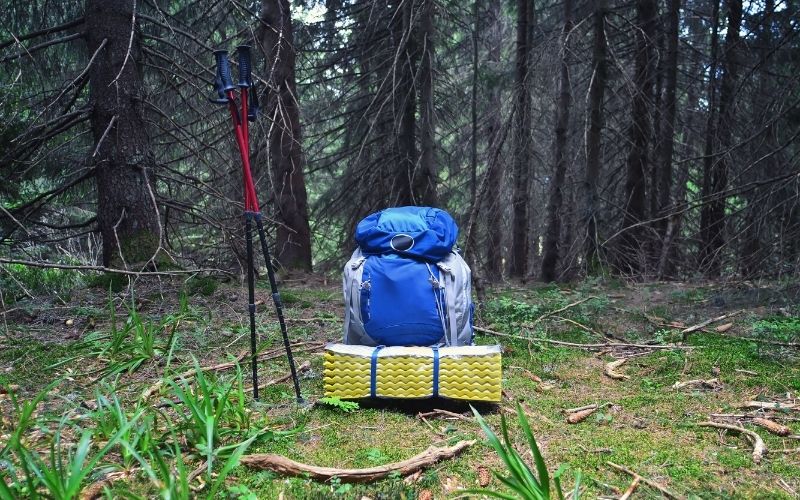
[418,490,433,500]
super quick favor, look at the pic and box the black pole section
[254,212,303,403]
[244,212,260,400]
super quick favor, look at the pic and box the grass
[1,279,799,498]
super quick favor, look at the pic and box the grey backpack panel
[343,248,474,347]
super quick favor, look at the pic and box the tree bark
[617,0,656,274]
[259,0,313,271]
[541,0,573,282]
[700,0,741,277]
[417,0,437,206]
[584,0,608,272]
[86,0,161,268]
[509,0,534,279]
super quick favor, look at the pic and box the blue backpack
[343,207,474,347]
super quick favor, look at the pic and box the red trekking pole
[210,47,303,404]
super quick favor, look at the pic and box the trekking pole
[212,50,261,400]
[211,47,304,404]
[236,44,303,405]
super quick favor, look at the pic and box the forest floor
[1,273,799,499]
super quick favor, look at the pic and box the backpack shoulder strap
[343,248,366,343]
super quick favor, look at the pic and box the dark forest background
[1,0,798,287]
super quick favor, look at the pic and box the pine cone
[477,465,491,487]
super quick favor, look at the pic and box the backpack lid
[355,206,458,261]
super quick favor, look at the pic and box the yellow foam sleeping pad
[323,344,502,402]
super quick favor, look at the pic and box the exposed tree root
[698,421,766,464]
[240,440,475,483]
[604,358,629,380]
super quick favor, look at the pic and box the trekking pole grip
[214,50,236,92]
[237,45,252,88]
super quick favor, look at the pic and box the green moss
[185,275,219,296]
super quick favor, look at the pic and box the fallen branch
[530,296,599,326]
[697,421,766,464]
[740,401,797,411]
[0,257,233,278]
[604,358,630,380]
[245,360,311,393]
[681,311,742,341]
[672,378,721,390]
[752,417,791,436]
[240,440,475,483]
[142,343,321,399]
[80,470,133,499]
[606,461,682,499]
[417,409,470,421]
[474,326,689,351]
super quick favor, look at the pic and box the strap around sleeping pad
[370,345,385,398]
[432,346,440,398]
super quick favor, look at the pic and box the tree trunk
[417,0,437,206]
[259,0,313,271]
[617,0,656,275]
[699,0,721,275]
[741,0,774,276]
[700,0,741,277]
[484,1,505,280]
[540,0,573,283]
[394,0,419,205]
[509,0,534,279]
[656,0,680,241]
[584,0,608,272]
[86,0,161,268]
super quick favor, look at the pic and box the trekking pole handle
[214,50,237,92]
[237,45,252,88]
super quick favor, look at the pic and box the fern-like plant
[467,403,581,500]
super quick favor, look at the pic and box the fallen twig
[697,421,766,464]
[606,461,682,499]
[618,476,641,500]
[681,311,742,341]
[240,440,475,483]
[564,403,599,414]
[734,369,758,376]
[752,417,791,436]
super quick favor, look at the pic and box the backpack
[343,206,474,347]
